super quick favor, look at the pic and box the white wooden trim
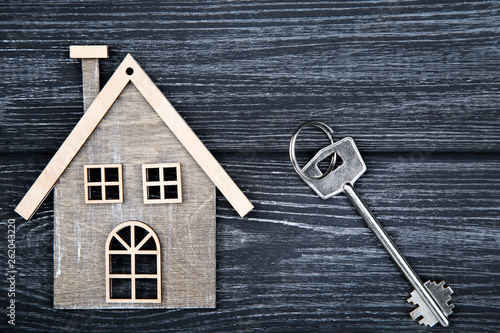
[15,53,253,220]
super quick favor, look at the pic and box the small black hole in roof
[126,67,134,75]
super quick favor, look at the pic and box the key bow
[301,138,366,199]
[289,120,366,199]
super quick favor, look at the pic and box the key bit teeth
[409,307,422,320]
[424,280,455,316]
[407,290,418,305]
[407,281,455,327]
[408,292,439,327]
[409,306,439,327]
[419,315,438,327]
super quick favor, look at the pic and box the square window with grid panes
[84,164,123,204]
[142,163,182,204]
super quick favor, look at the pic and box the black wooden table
[1,1,499,332]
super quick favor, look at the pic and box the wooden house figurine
[15,45,253,309]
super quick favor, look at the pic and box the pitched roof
[15,54,253,220]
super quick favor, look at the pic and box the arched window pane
[134,225,149,248]
[109,237,127,250]
[139,237,157,251]
[116,226,131,247]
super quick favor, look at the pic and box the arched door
[105,221,161,303]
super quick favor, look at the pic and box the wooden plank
[81,58,100,112]
[0,0,498,330]
[0,1,498,153]
[2,153,499,331]
[69,45,108,59]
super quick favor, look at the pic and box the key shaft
[342,183,449,327]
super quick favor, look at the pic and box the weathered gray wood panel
[0,0,499,331]
[1,153,499,331]
[0,1,498,153]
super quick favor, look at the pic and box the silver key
[290,121,454,327]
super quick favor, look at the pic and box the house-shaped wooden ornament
[15,45,253,309]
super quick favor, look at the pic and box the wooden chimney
[69,45,109,112]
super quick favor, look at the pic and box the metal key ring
[289,120,336,181]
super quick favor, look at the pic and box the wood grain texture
[0,0,499,331]
[0,1,498,154]
[69,45,109,59]
[53,84,216,309]
[1,154,499,331]
[81,58,100,112]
